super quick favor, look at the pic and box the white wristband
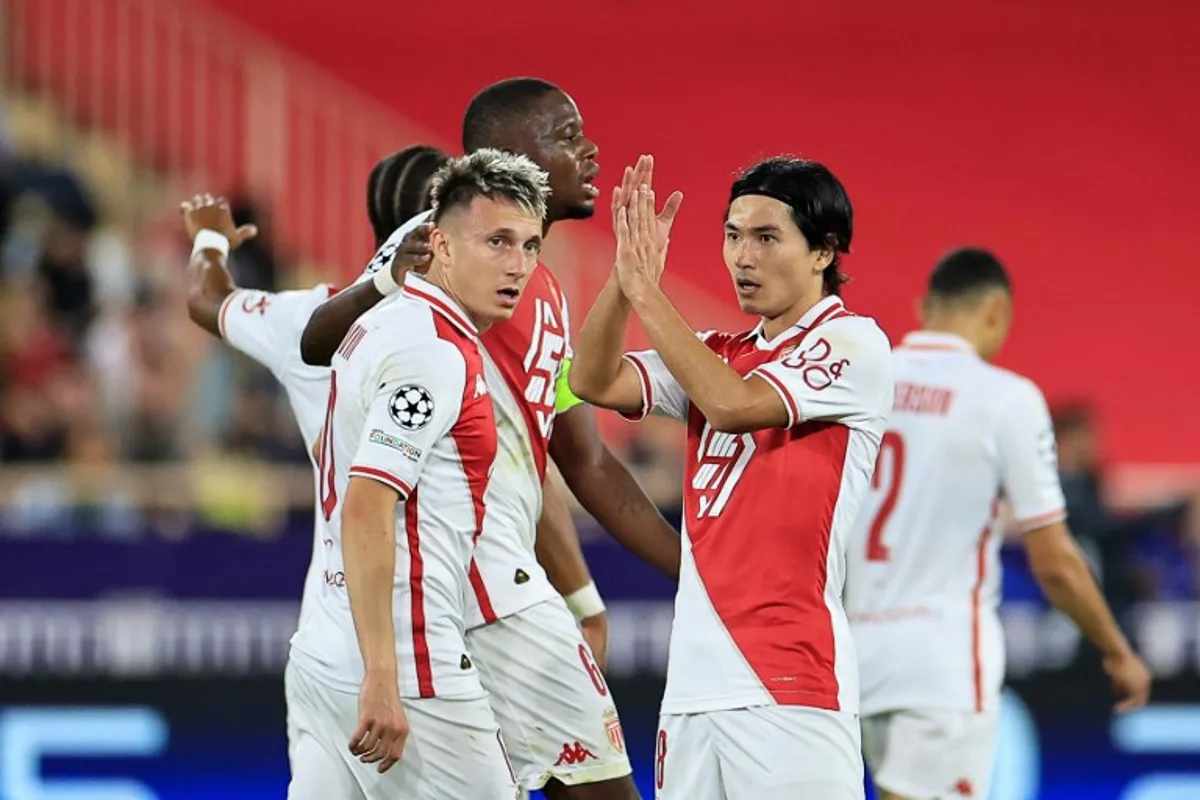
[192,229,230,259]
[372,265,401,296]
[564,581,606,621]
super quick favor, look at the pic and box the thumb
[659,191,684,226]
[233,224,259,246]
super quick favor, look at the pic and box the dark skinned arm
[549,403,681,581]
[300,221,434,366]
[300,281,388,366]
[187,248,237,338]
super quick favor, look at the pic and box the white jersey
[353,214,571,628]
[289,273,498,699]
[624,297,894,716]
[845,331,1067,715]
[218,284,336,631]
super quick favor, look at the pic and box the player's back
[846,331,1062,714]
[289,276,496,701]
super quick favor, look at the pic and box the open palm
[611,154,683,282]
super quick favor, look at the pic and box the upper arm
[620,349,689,422]
[549,402,604,474]
[997,380,1068,532]
[751,319,893,429]
[348,339,465,499]
[221,288,326,374]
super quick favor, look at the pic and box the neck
[760,284,827,340]
[921,317,985,356]
[422,263,489,332]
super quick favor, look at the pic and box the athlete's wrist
[564,581,606,621]
[372,265,402,296]
[192,229,230,260]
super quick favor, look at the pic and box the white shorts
[284,660,519,800]
[467,596,633,790]
[861,708,998,799]
[655,705,864,800]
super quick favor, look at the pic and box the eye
[523,240,541,254]
[759,233,777,244]
[489,236,508,248]
[725,231,740,243]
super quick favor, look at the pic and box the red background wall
[208,0,1200,465]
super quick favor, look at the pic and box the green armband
[555,357,586,414]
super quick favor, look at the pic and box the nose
[581,135,598,161]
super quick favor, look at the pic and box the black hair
[928,247,1012,301]
[727,156,854,296]
[366,145,449,246]
[1051,401,1093,438]
[462,77,559,153]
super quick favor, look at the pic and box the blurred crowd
[0,135,1197,607]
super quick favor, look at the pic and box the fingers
[233,224,259,245]
[616,206,630,245]
[379,729,408,773]
[638,185,655,246]
[349,720,380,758]
[659,190,684,228]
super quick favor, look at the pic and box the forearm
[1036,543,1133,658]
[629,284,755,427]
[343,481,399,675]
[186,251,236,338]
[301,282,386,366]
[535,475,594,596]
[569,274,636,407]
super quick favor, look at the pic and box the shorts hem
[522,759,634,790]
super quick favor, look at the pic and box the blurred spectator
[1053,402,1200,607]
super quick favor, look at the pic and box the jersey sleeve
[621,349,690,423]
[751,318,893,429]
[352,210,434,286]
[996,380,1067,532]
[347,339,466,499]
[219,286,334,375]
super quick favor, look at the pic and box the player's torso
[293,300,494,698]
[845,345,1012,713]
[466,263,569,626]
[665,327,881,716]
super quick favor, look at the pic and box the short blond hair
[429,148,550,223]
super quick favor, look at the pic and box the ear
[813,248,835,273]
[914,295,927,326]
[429,226,451,261]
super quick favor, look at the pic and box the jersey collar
[400,273,478,337]
[749,295,846,350]
[898,331,976,354]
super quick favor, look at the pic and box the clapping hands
[611,155,683,301]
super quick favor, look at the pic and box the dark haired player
[571,155,893,799]
[845,247,1151,800]
[300,78,681,799]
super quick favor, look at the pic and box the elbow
[1031,547,1089,592]
[567,365,605,407]
[299,319,331,367]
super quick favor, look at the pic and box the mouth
[497,287,521,307]
[735,277,760,297]
[580,163,600,199]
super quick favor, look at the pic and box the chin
[560,202,595,221]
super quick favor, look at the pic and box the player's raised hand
[1104,649,1152,714]
[179,194,257,249]
[390,223,434,280]
[615,184,679,299]
[611,155,682,255]
[350,670,410,773]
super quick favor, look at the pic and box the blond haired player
[845,247,1151,800]
[283,149,550,799]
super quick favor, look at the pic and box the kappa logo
[554,741,597,766]
[474,374,488,399]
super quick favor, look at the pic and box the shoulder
[698,329,748,355]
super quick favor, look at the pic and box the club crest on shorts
[388,385,434,430]
[604,709,625,754]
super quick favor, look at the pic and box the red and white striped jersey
[844,331,1067,716]
[218,283,337,634]
[289,273,497,699]
[624,296,893,715]
[354,216,571,628]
